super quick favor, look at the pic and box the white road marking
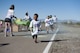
[43,28,59,53]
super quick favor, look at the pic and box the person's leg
[34,35,38,43]
[7,22,12,37]
[26,26,28,31]
[46,27,49,33]
[27,25,29,31]
[32,35,34,39]
[11,23,14,36]
[53,23,56,29]
[10,19,14,36]
[50,25,54,31]
[39,25,42,31]
[32,35,38,43]
[4,22,8,37]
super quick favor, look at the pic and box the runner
[30,13,40,43]
[49,15,54,31]
[52,15,57,24]
[45,16,50,33]
[39,20,42,31]
[52,15,57,28]
[24,12,32,21]
[4,5,17,37]
[24,12,32,31]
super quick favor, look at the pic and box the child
[45,16,50,33]
[24,12,32,31]
[4,5,16,37]
[24,12,32,21]
[30,14,40,43]
[49,15,54,31]
[52,15,58,28]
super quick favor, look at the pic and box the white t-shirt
[45,18,50,27]
[49,18,54,25]
[24,16,30,20]
[52,17,57,22]
[30,20,40,35]
[6,9,14,18]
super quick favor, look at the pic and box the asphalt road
[51,24,80,53]
[0,24,80,53]
[0,24,58,53]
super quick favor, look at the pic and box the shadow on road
[40,39,68,43]
[0,43,10,47]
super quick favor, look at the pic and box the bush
[76,22,80,25]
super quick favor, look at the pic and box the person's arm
[13,15,17,19]
[10,10,17,19]
[11,15,17,19]
[44,19,47,23]
[29,21,33,32]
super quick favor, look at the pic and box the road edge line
[43,28,59,53]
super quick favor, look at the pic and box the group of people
[45,15,57,33]
[4,5,32,37]
[4,4,57,43]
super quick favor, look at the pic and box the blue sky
[0,0,80,21]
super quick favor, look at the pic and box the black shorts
[32,35,37,39]
[50,25,54,29]
[5,18,11,23]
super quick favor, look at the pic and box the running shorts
[5,18,11,23]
